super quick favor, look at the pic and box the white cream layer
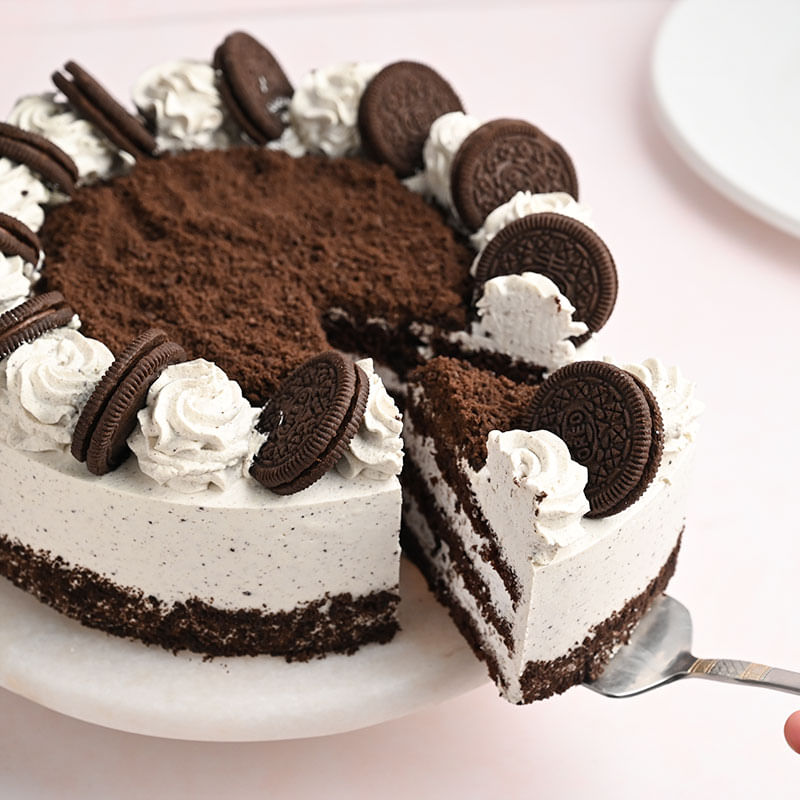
[0,443,401,613]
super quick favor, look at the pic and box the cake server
[585,595,800,697]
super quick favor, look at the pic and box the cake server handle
[686,659,800,695]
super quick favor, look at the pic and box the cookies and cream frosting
[470,190,594,258]
[132,61,239,153]
[337,358,403,481]
[475,429,590,565]
[288,62,381,158]
[7,93,132,183]
[128,358,260,493]
[0,327,113,452]
[449,272,588,371]
[0,255,33,314]
[0,158,48,231]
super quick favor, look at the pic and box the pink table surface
[2,0,799,796]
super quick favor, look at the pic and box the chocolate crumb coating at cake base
[39,148,474,402]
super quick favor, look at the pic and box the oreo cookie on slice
[52,62,157,158]
[358,61,463,177]
[473,211,618,342]
[0,213,42,266]
[250,351,369,495]
[213,31,293,144]
[0,122,78,196]
[451,119,578,230]
[71,328,186,474]
[0,291,74,359]
[526,361,663,519]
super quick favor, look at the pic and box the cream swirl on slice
[132,61,239,153]
[8,93,132,183]
[469,190,594,263]
[288,62,381,158]
[475,429,590,565]
[449,272,587,372]
[128,359,260,493]
[0,254,33,313]
[0,327,113,452]
[406,111,480,212]
[617,358,703,455]
[0,158,49,231]
[336,358,403,481]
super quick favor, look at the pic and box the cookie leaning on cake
[0,31,701,703]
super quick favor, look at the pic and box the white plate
[0,558,487,741]
[652,0,800,238]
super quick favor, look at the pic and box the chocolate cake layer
[0,532,399,659]
[39,148,474,403]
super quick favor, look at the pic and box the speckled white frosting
[132,61,238,153]
[288,62,381,158]
[0,158,48,231]
[337,358,403,481]
[449,272,588,371]
[0,255,32,313]
[0,328,113,452]
[128,359,260,493]
[409,111,480,212]
[7,93,132,183]
[476,429,590,565]
[470,191,595,261]
[615,358,703,455]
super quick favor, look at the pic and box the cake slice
[402,356,701,703]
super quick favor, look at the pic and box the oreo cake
[0,33,701,701]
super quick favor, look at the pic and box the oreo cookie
[0,213,42,266]
[473,212,618,342]
[0,291,74,359]
[71,328,186,474]
[358,61,463,177]
[213,31,293,144]
[527,361,663,519]
[451,119,578,230]
[250,352,369,495]
[0,122,78,196]
[52,62,157,158]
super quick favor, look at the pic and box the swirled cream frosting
[128,358,260,493]
[0,255,32,313]
[470,190,594,260]
[0,327,113,452]
[0,158,48,231]
[407,111,480,212]
[288,62,381,158]
[476,429,590,565]
[337,358,403,481]
[132,61,238,153]
[618,358,703,454]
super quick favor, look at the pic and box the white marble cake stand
[0,558,487,741]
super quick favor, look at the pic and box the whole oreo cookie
[358,61,463,177]
[213,31,293,144]
[473,212,618,342]
[71,328,186,474]
[52,61,157,158]
[0,213,42,266]
[450,119,578,230]
[250,352,369,495]
[0,122,78,196]
[0,291,74,359]
[526,361,663,518]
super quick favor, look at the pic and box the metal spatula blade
[585,595,800,698]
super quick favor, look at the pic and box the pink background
[2,0,799,796]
